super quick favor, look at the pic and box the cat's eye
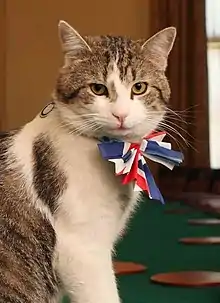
[90,83,108,96]
[131,82,148,95]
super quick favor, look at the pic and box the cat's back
[0,130,58,302]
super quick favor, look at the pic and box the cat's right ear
[58,20,92,57]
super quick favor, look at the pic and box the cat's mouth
[116,125,128,131]
[106,126,133,139]
[109,125,131,133]
[117,124,129,130]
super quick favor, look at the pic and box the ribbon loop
[98,132,184,204]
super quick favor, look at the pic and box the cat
[0,20,176,303]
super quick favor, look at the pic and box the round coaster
[188,218,220,225]
[113,261,147,275]
[151,271,220,287]
[179,237,220,245]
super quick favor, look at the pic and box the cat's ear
[141,27,176,71]
[58,20,92,57]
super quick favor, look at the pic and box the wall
[2,0,150,129]
[0,1,6,130]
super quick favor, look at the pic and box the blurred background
[1,1,220,302]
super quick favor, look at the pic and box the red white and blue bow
[98,131,184,204]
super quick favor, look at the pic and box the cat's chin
[102,129,143,143]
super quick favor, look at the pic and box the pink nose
[112,113,127,123]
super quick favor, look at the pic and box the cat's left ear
[58,20,92,57]
[141,27,176,71]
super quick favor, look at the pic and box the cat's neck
[22,102,97,146]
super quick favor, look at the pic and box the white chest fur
[54,131,140,247]
[52,130,141,302]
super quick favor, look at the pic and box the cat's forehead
[83,35,143,81]
[89,35,138,55]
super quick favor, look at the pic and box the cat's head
[54,21,176,142]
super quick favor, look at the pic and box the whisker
[167,104,200,113]
[164,115,189,125]
[159,121,188,139]
[79,113,101,118]
[158,122,197,152]
[159,122,191,147]
[144,118,187,151]
[165,107,195,120]
[70,124,96,133]
[71,120,104,136]
[157,126,185,151]
[163,119,195,138]
[144,116,195,151]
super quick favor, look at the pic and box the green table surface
[63,197,220,303]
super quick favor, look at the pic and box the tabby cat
[0,20,176,302]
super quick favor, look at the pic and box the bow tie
[97,131,184,204]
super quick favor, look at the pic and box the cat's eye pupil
[94,84,102,92]
[135,83,142,90]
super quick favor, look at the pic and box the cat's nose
[112,113,127,123]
